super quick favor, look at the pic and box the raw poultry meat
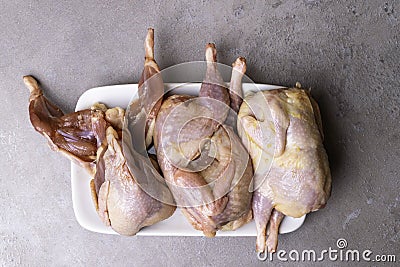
[211,57,253,231]
[26,27,332,242]
[154,44,253,236]
[237,83,332,252]
[93,28,175,235]
[25,75,108,175]
[137,28,164,148]
[25,29,175,235]
[93,125,175,235]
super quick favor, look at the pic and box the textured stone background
[0,0,399,266]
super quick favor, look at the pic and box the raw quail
[93,28,175,235]
[238,83,331,252]
[154,44,253,236]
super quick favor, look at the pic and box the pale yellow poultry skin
[238,86,331,253]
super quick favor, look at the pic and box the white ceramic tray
[72,83,306,236]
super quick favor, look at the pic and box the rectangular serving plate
[72,83,306,236]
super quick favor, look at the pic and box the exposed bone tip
[206,42,216,49]
[232,57,247,74]
[23,75,41,94]
[204,230,216,238]
[205,43,217,63]
[256,246,264,254]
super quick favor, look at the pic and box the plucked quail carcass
[25,29,175,235]
[154,44,253,236]
[92,28,175,235]
[237,83,332,253]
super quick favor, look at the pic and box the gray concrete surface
[0,0,399,266]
